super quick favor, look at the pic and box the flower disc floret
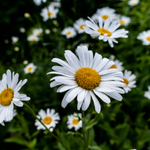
[75,67,101,90]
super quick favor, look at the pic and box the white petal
[82,92,91,111]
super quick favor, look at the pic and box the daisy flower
[109,56,124,71]
[67,113,82,131]
[121,70,136,93]
[61,27,77,38]
[85,17,128,47]
[27,34,40,42]
[95,7,116,21]
[50,1,61,8]
[117,15,131,26]
[32,28,43,36]
[137,30,150,45]
[48,46,125,113]
[11,36,19,44]
[74,18,86,34]
[144,86,150,100]
[0,70,30,124]
[0,109,17,126]
[24,63,37,74]
[33,0,46,6]
[127,0,139,6]
[35,108,60,132]
[40,5,59,21]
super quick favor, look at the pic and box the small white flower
[0,70,30,125]
[11,36,19,44]
[32,28,43,36]
[95,7,116,21]
[50,1,61,8]
[24,63,37,74]
[40,5,59,21]
[61,27,77,38]
[27,34,39,42]
[67,113,82,131]
[144,86,150,100]
[85,17,128,47]
[117,15,131,26]
[137,30,150,45]
[33,0,46,6]
[0,109,17,126]
[48,45,125,113]
[35,108,60,132]
[121,70,136,93]
[20,27,26,33]
[127,0,139,6]
[74,18,86,34]
[45,29,51,34]
[109,57,124,71]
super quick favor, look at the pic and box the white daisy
[74,18,86,34]
[27,34,39,42]
[11,36,19,44]
[0,70,30,124]
[24,63,37,74]
[117,15,131,26]
[109,56,124,71]
[40,5,59,21]
[121,70,136,93]
[48,46,125,113]
[32,28,43,36]
[35,108,60,132]
[0,109,17,126]
[95,7,116,21]
[50,1,61,8]
[85,17,128,47]
[137,30,150,45]
[67,113,82,131]
[33,0,46,6]
[144,86,150,100]
[127,0,139,6]
[61,27,77,38]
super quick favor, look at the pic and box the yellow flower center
[120,20,125,24]
[131,2,136,5]
[121,78,129,85]
[72,118,79,125]
[43,116,52,125]
[31,38,35,41]
[67,31,71,35]
[102,15,109,20]
[48,12,53,17]
[97,28,112,36]
[0,88,14,106]
[27,67,33,72]
[37,32,41,36]
[110,64,117,69]
[146,36,150,41]
[80,25,85,30]
[75,67,101,90]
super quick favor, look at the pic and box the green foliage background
[0,0,150,150]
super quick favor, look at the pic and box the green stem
[23,102,69,150]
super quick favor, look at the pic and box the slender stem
[23,102,69,150]
[97,40,103,54]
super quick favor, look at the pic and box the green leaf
[88,145,101,150]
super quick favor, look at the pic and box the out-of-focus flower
[23,60,28,65]
[33,0,46,6]
[50,1,61,8]
[14,47,20,52]
[85,17,128,47]
[61,27,77,38]
[35,108,60,132]
[24,12,30,18]
[33,28,43,36]
[20,27,26,33]
[117,15,131,26]
[137,30,150,45]
[74,18,86,34]
[11,36,19,44]
[40,5,59,21]
[24,63,37,74]
[27,34,40,42]
[67,113,82,131]
[48,45,125,113]
[144,86,150,100]
[0,70,30,125]
[95,7,116,21]
[127,0,139,6]
[121,70,136,93]
[45,29,51,34]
